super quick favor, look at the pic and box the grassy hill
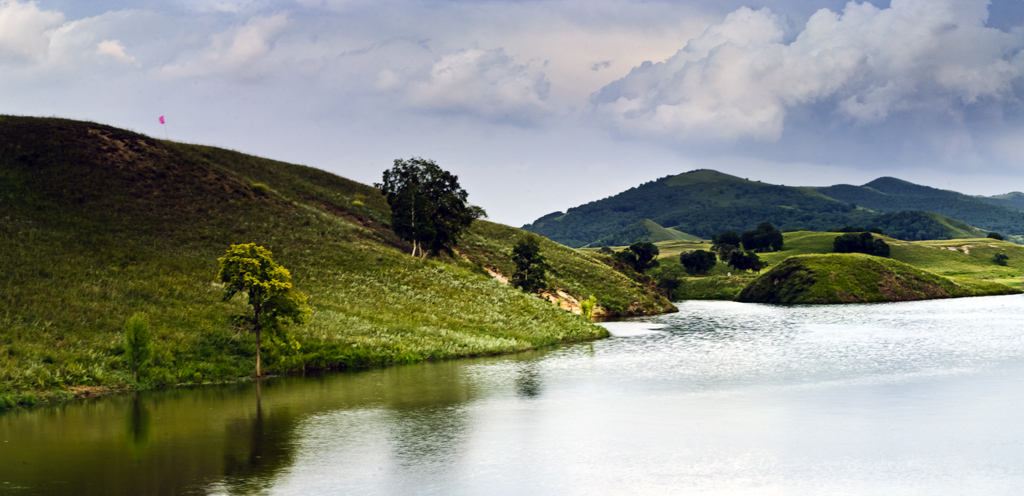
[648,231,1024,301]
[523,169,1016,247]
[0,116,671,406]
[735,253,1013,304]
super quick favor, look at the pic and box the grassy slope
[652,231,1024,300]
[459,221,675,316]
[0,116,666,404]
[735,253,1014,304]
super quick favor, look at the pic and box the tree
[834,231,890,257]
[994,253,1009,266]
[728,250,765,273]
[375,157,485,257]
[510,235,552,294]
[988,232,1005,241]
[123,313,153,381]
[218,243,311,378]
[615,242,660,273]
[741,222,784,252]
[657,275,681,300]
[680,249,717,275]
[711,230,741,259]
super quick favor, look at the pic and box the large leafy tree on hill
[218,243,311,378]
[376,157,484,257]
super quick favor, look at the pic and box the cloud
[95,39,136,64]
[399,46,552,125]
[159,12,289,80]
[0,0,64,62]
[593,0,1024,147]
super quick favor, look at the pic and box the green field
[0,116,671,407]
[645,231,1024,300]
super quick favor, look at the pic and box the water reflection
[126,394,150,448]
[3,296,1024,495]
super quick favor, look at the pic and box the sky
[5,0,1024,227]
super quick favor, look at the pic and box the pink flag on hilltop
[159,116,165,124]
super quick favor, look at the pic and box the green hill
[736,253,1015,305]
[816,178,1024,236]
[522,169,1013,247]
[0,116,671,405]
[588,219,701,247]
[653,231,1024,301]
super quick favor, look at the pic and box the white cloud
[400,46,552,125]
[594,0,1024,145]
[0,0,63,62]
[159,12,289,80]
[95,39,136,64]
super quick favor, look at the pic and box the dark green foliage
[988,232,1004,240]
[615,242,660,273]
[123,314,154,381]
[657,274,682,300]
[598,246,614,255]
[680,250,717,275]
[819,178,1024,236]
[994,253,1009,266]
[521,169,1017,247]
[375,157,482,257]
[510,235,551,294]
[728,251,765,273]
[711,230,741,259]
[833,232,890,257]
[741,222,784,252]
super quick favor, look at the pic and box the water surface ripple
[3,296,1024,495]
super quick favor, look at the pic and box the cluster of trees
[680,250,716,275]
[613,242,660,273]
[712,222,784,256]
[833,232,891,257]
[375,157,485,257]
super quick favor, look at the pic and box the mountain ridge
[523,169,1022,247]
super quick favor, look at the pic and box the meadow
[0,116,670,408]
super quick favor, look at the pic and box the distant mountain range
[522,170,1024,247]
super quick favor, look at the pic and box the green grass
[648,231,1024,301]
[459,221,676,316]
[0,116,660,405]
[736,253,1016,304]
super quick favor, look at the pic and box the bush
[123,314,154,381]
[988,232,1004,240]
[994,253,1009,266]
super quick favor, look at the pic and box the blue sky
[5,0,1024,226]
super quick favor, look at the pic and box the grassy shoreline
[0,116,679,410]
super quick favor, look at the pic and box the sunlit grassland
[646,231,1024,301]
[0,116,618,407]
[460,221,676,315]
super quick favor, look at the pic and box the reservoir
[3,296,1024,494]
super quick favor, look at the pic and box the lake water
[4,296,1024,495]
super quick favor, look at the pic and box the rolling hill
[523,169,1022,247]
[0,116,671,404]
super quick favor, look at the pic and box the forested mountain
[522,170,1011,247]
[978,191,1024,212]
[816,178,1024,235]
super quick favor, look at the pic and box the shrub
[123,314,154,381]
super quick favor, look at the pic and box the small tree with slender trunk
[217,243,311,377]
